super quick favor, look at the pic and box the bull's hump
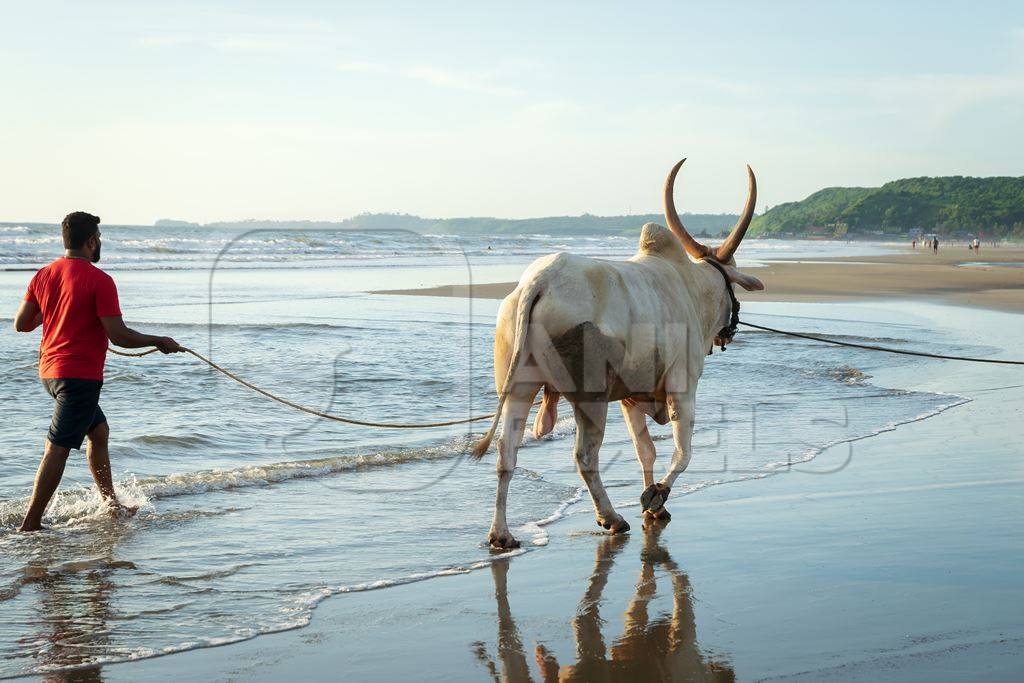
[637,223,685,259]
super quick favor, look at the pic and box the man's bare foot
[107,501,139,520]
[17,523,44,533]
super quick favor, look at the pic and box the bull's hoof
[641,483,672,513]
[596,514,630,534]
[488,531,521,550]
[643,507,672,521]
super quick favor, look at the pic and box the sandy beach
[103,300,1024,681]
[373,245,1024,313]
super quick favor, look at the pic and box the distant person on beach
[973,238,980,252]
[13,212,183,532]
[912,238,917,249]
[933,237,939,253]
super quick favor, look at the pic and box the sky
[2,1,1023,225]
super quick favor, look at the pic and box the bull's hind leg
[621,401,671,521]
[488,392,537,549]
[573,401,629,534]
[641,390,695,518]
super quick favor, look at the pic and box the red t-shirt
[24,258,122,380]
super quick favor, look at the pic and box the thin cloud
[676,74,762,97]
[335,60,390,74]
[829,72,1024,131]
[139,32,322,55]
[522,98,584,119]
[404,65,522,97]
[138,9,341,58]
[334,60,523,97]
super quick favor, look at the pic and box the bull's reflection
[476,524,734,682]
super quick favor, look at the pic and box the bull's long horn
[664,158,711,261]
[714,165,757,262]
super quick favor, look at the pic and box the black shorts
[42,378,107,450]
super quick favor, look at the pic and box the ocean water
[0,224,975,677]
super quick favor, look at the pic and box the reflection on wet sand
[475,523,734,682]
[2,528,128,682]
[32,556,114,683]
[41,664,103,683]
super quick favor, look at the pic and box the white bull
[472,159,766,549]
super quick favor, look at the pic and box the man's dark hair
[62,211,101,250]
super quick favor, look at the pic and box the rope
[739,321,1024,365]
[109,348,161,357]
[108,318,1022,429]
[703,258,740,350]
[108,346,502,428]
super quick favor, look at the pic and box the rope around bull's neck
[110,321,1023,430]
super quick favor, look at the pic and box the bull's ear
[722,264,765,291]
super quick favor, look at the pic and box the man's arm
[100,316,183,353]
[14,300,42,332]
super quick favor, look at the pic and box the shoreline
[97,299,1024,681]
[371,247,1024,313]
[7,241,1023,680]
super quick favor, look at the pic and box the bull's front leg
[573,401,629,534]
[620,400,664,521]
[641,390,695,519]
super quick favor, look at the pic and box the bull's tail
[470,281,543,459]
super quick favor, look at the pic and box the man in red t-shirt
[14,211,183,532]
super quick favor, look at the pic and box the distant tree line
[750,176,1024,239]
[155,212,741,237]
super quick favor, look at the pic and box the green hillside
[751,176,1024,239]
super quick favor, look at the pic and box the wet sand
[103,301,1024,680]
[373,245,1024,313]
